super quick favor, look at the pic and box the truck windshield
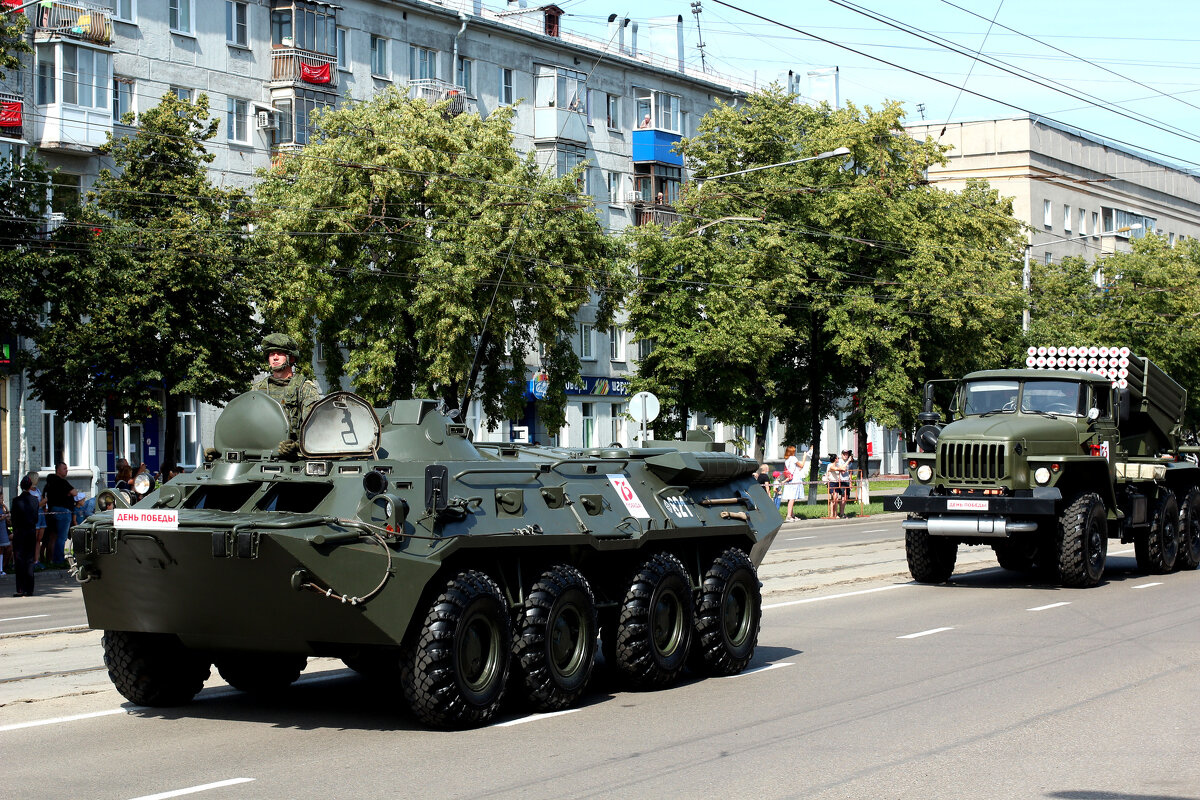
[962,381,1019,415]
[1021,380,1082,416]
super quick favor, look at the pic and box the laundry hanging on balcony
[0,101,21,127]
[299,62,331,84]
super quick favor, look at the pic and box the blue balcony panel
[631,128,682,166]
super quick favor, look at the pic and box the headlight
[916,464,933,482]
[1034,467,1051,485]
[133,472,152,495]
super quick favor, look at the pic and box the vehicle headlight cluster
[1034,467,1052,485]
[916,464,933,482]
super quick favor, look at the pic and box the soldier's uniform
[253,333,321,440]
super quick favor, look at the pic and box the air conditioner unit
[624,190,644,204]
[256,110,277,130]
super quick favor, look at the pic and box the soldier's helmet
[262,332,300,360]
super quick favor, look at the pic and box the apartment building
[0,0,757,490]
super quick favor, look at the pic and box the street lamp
[1021,223,1142,331]
[697,146,851,185]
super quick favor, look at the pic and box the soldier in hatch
[252,332,321,451]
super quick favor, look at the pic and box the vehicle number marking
[947,499,988,511]
[662,495,694,519]
[606,474,651,518]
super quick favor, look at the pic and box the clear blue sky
[554,0,1200,170]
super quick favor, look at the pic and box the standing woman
[782,445,808,522]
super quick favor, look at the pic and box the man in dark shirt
[11,475,40,596]
[43,461,77,568]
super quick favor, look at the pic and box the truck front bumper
[895,485,1061,538]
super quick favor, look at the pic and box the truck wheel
[1057,492,1107,587]
[615,552,693,689]
[1175,487,1200,570]
[102,630,211,707]
[992,540,1040,572]
[692,548,761,676]
[906,523,957,583]
[215,653,307,695]
[512,565,597,712]
[1136,492,1180,574]
[400,570,511,728]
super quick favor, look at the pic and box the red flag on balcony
[0,101,21,127]
[299,62,331,84]
[0,0,25,9]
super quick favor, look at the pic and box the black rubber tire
[1057,492,1108,587]
[215,653,307,695]
[614,552,694,689]
[692,548,761,677]
[1136,491,1179,574]
[1176,487,1200,570]
[102,630,211,707]
[992,540,1039,572]
[905,523,957,583]
[400,570,511,728]
[512,565,598,711]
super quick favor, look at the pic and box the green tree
[253,89,624,430]
[0,8,30,81]
[29,92,261,464]
[626,89,1026,470]
[0,154,53,360]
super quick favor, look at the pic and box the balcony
[407,78,475,115]
[0,93,23,141]
[631,127,683,166]
[534,106,587,144]
[270,49,338,90]
[33,0,113,45]
[634,204,680,227]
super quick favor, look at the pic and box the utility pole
[690,2,708,73]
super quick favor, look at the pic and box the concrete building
[0,0,766,494]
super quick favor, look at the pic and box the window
[580,402,595,449]
[1078,208,1086,236]
[226,1,248,46]
[40,410,90,469]
[634,163,681,205]
[580,323,594,360]
[606,93,619,129]
[410,45,436,80]
[171,86,193,103]
[607,171,621,204]
[273,99,292,144]
[535,65,585,111]
[1101,207,1155,238]
[634,89,681,132]
[62,45,110,109]
[169,0,192,34]
[1091,212,1099,237]
[1043,199,1052,228]
[556,144,586,180]
[111,0,134,23]
[271,3,336,54]
[51,173,81,214]
[499,67,513,104]
[637,338,653,361]
[178,399,199,468]
[273,90,333,146]
[336,27,348,70]
[36,51,54,104]
[226,97,248,143]
[371,36,388,77]
[1063,204,1071,232]
[610,327,625,361]
[1044,252,1052,265]
[112,77,133,123]
[456,57,472,94]
[610,402,624,446]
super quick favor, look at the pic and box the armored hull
[72,391,780,727]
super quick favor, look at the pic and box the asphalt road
[4,519,1200,799]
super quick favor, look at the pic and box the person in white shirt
[782,445,809,521]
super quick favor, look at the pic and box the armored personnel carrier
[900,346,1200,588]
[71,391,780,727]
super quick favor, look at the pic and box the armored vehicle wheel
[692,548,761,676]
[215,653,307,695]
[614,553,693,689]
[1136,492,1179,574]
[905,523,957,583]
[401,570,511,728]
[1177,487,1200,570]
[512,565,597,712]
[1057,492,1108,587]
[102,630,211,707]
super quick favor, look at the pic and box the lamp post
[697,146,851,185]
[1022,224,1142,331]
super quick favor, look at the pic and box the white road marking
[724,662,794,678]
[1109,548,1134,555]
[763,584,907,610]
[0,708,128,733]
[1132,582,1164,589]
[862,529,889,533]
[494,708,582,727]
[1027,602,1071,612]
[785,536,816,541]
[128,778,255,800]
[0,614,50,623]
[898,627,954,639]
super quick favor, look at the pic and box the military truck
[70,390,779,728]
[898,347,1200,588]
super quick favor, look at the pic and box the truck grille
[938,441,1007,483]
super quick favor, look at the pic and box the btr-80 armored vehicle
[899,347,1200,588]
[71,391,779,727]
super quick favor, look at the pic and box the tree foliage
[0,154,53,360]
[626,88,1026,461]
[28,93,261,462]
[253,89,624,429]
[0,10,30,81]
